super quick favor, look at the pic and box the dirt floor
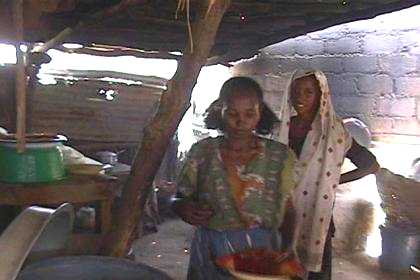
[133,218,420,280]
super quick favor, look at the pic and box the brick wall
[232,6,420,139]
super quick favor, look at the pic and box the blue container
[380,225,420,273]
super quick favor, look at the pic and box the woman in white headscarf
[275,70,379,279]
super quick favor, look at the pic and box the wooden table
[0,175,118,234]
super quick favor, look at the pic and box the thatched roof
[0,0,418,64]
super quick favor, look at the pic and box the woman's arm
[172,142,214,226]
[339,140,380,184]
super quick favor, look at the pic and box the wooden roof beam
[32,0,147,53]
[56,45,182,60]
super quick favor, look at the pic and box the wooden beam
[0,3,14,42]
[100,0,231,257]
[0,67,17,132]
[50,44,222,68]
[13,0,26,152]
[56,45,182,60]
[31,0,146,53]
[37,28,187,53]
[25,66,36,134]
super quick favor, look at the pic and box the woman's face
[222,89,261,138]
[291,75,322,119]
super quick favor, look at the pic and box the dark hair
[204,76,279,135]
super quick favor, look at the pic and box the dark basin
[17,256,173,280]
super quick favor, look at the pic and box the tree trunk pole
[101,0,231,257]
[13,0,26,152]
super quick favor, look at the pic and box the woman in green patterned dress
[172,77,297,279]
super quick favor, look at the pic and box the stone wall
[232,6,420,140]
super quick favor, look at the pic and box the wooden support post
[25,66,37,134]
[101,0,231,257]
[99,199,113,234]
[13,0,26,152]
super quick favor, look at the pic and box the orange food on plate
[215,249,305,278]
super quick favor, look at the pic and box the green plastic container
[0,142,66,183]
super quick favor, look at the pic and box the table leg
[99,199,112,234]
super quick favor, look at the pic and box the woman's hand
[173,201,214,226]
[283,245,301,266]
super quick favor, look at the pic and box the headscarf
[273,70,352,272]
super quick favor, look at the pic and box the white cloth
[273,70,352,272]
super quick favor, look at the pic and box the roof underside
[0,0,418,64]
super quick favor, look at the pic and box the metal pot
[0,140,66,183]
[0,203,172,280]
[96,151,118,165]
[0,204,74,280]
[380,224,420,273]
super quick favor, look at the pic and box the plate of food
[215,249,304,280]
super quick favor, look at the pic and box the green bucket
[0,142,66,183]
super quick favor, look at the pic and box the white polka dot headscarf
[273,69,352,272]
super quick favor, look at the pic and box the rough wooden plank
[58,46,181,60]
[0,175,117,205]
[0,67,17,132]
[99,199,113,233]
[26,67,37,134]
[23,80,161,143]
[0,4,14,42]
[32,0,147,53]
[54,29,187,52]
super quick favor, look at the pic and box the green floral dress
[177,136,296,280]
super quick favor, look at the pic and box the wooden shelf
[0,175,117,205]
[0,175,118,235]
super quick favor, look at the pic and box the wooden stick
[13,0,26,152]
[100,0,231,257]
[32,0,146,54]
[56,45,182,61]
